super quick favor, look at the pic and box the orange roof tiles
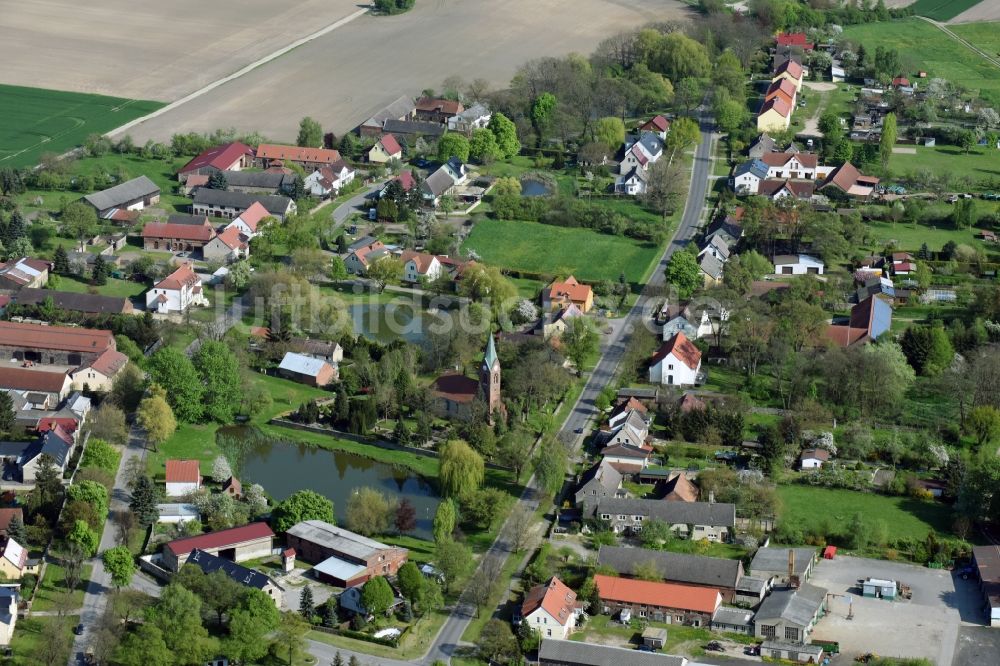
[521,577,577,626]
[0,366,69,392]
[142,222,216,242]
[759,97,792,119]
[774,59,803,80]
[85,349,129,377]
[155,263,201,291]
[235,201,270,232]
[546,276,592,303]
[594,574,720,614]
[651,332,701,370]
[256,144,342,164]
[165,459,201,484]
[0,321,114,354]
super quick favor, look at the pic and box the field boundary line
[916,16,1000,70]
[106,7,370,138]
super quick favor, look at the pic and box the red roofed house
[368,134,403,163]
[400,250,443,283]
[203,226,249,263]
[177,142,255,182]
[165,459,202,497]
[0,537,29,580]
[542,276,594,313]
[772,59,804,91]
[145,263,208,314]
[520,577,579,639]
[0,320,115,366]
[594,574,721,625]
[765,77,798,108]
[256,144,343,170]
[757,96,792,132]
[304,161,356,197]
[162,522,275,571]
[892,76,910,88]
[70,348,129,392]
[758,152,824,180]
[0,366,72,403]
[776,32,814,51]
[649,332,702,386]
[142,220,217,252]
[345,239,390,275]
[225,201,269,238]
[819,161,880,198]
[415,97,464,124]
[639,115,670,140]
[0,258,50,292]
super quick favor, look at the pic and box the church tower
[479,334,502,418]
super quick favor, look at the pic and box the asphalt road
[419,109,716,665]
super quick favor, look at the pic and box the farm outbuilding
[862,578,897,600]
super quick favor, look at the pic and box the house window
[668,364,674,370]
[546,629,552,637]
[785,627,798,641]
[639,610,646,617]
[762,625,776,639]
[601,514,611,520]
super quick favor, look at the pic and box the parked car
[705,641,725,652]
[73,623,84,636]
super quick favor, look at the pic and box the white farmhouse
[773,254,825,275]
[145,263,209,314]
[400,250,443,283]
[519,577,578,640]
[649,332,702,386]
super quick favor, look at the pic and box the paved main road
[418,110,717,665]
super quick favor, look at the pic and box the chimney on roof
[788,549,800,589]
[708,490,715,504]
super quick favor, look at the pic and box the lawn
[570,614,754,655]
[0,84,162,168]
[462,219,662,285]
[843,18,1000,107]
[308,609,448,661]
[31,562,92,612]
[863,216,984,250]
[54,274,147,299]
[776,485,954,542]
[8,616,78,666]
[888,144,1000,190]
[908,0,982,21]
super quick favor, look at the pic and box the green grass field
[0,85,162,168]
[462,218,661,284]
[54,274,147,299]
[908,0,982,21]
[776,485,954,542]
[843,18,1000,106]
[888,144,1000,188]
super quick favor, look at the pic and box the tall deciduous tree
[594,117,625,150]
[435,538,473,592]
[365,256,403,293]
[297,117,323,148]
[664,248,701,298]
[271,490,334,532]
[488,113,520,159]
[665,117,701,164]
[136,391,176,451]
[361,576,394,616]
[562,317,599,374]
[102,546,136,589]
[395,498,417,534]
[437,133,471,162]
[345,486,393,536]
[433,499,457,544]
[147,584,215,664]
[879,112,897,170]
[533,436,568,497]
[439,439,484,498]
[193,340,242,423]
[148,348,204,422]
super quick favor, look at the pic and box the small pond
[239,434,440,540]
[520,178,553,197]
[349,303,447,345]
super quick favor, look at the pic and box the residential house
[379,171,416,199]
[165,459,202,497]
[192,189,295,221]
[177,142,255,181]
[615,166,648,195]
[290,338,344,364]
[400,250,443,283]
[649,332,702,386]
[381,119,446,140]
[519,576,579,639]
[757,97,792,132]
[639,115,670,140]
[0,320,116,366]
[758,179,815,200]
[12,288,133,315]
[658,473,699,502]
[82,176,160,217]
[277,352,338,387]
[819,161,879,198]
[415,97,463,124]
[367,134,403,163]
[661,315,698,341]
[540,304,584,339]
[538,639,688,666]
[776,32,814,51]
[358,95,417,137]
[765,78,798,108]
[749,547,816,585]
[597,546,744,603]
[0,367,72,404]
[542,276,593,313]
[608,397,648,430]
[447,103,492,134]
[748,133,778,159]
[256,144,343,170]
[799,448,829,469]
[0,509,23,537]
[574,459,625,508]
[145,263,207,314]
[185,548,281,607]
[595,498,736,541]
[773,254,824,276]
[0,539,27,580]
[758,152,827,180]
[303,161,356,197]
[142,219,216,252]
[421,158,468,205]
[594,574,721,626]
[0,258,49,292]
[339,583,405,619]
[753,583,827,644]
[344,238,389,275]
[223,476,242,499]
[162,522,275,571]
[699,235,730,263]
[286,520,408,586]
[733,159,768,194]
[891,252,915,276]
[772,59,804,91]
[0,586,19,646]
[825,294,892,347]
[598,410,654,474]
[225,201,269,238]
[69,348,129,392]
[972,545,1000,627]
[203,226,249,263]
[1,429,74,482]
[223,170,296,195]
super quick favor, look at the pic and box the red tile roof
[774,59,804,81]
[178,142,254,175]
[641,115,670,132]
[165,522,274,557]
[546,276,592,304]
[594,574,720,614]
[431,372,479,403]
[378,134,402,155]
[801,448,830,461]
[400,250,438,274]
[759,179,815,199]
[415,97,463,115]
[892,77,910,87]
[142,222,216,242]
[36,418,79,435]
[765,78,798,106]
[155,263,201,291]
[395,170,416,191]
[47,423,74,444]
[0,321,114,354]
[0,366,69,393]
[213,226,246,251]
[776,32,814,50]
[611,397,648,419]
[84,348,129,377]
[165,459,201,484]
[521,577,577,626]
[256,144,342,164]
[0,508,23,533]
[759,97,792,119]
[234,201,269,233]
[651,332,701,370]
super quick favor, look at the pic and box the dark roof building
[82,176,160,216]
[192,189,295,219]
[597,545,743,601]
[184,548,281,605]
[595,498,735,527]
[538,639,687,666]
[13,288,134,315]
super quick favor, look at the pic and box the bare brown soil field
[0,0,362,100]
[118,0,688,142]
[950,3,1000,23]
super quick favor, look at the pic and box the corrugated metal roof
[278,352,331,378]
